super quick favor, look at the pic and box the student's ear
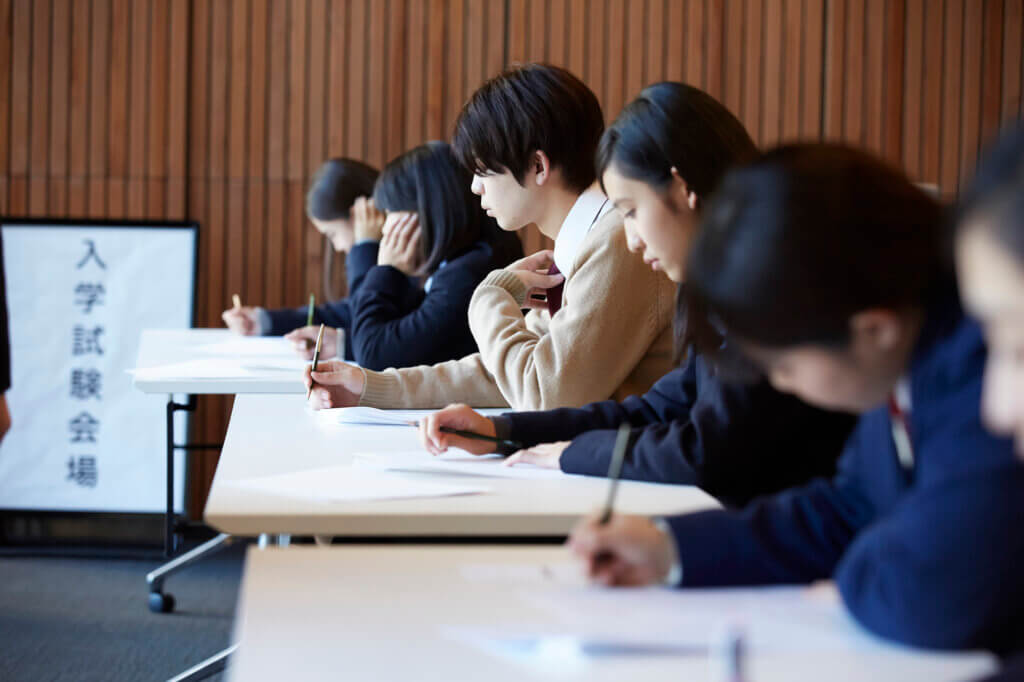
[670,167,699,211]
[532,150,552,187]
[849,310,903,351]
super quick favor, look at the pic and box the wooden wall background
[1,0,1021,516]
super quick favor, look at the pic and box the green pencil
[306,293,315,326]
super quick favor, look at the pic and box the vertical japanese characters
[67,239,106,488]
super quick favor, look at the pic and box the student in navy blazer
[568,145,1024,653]
[417,83,855,508]
[956,126,1024,680]
[221,157,382,361]
[334,141,523,371]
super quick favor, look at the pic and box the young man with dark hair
[303,63,675,410]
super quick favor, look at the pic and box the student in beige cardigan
[303,64,675,411]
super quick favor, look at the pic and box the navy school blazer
[494,357,858,508]
[661,291,1024,653]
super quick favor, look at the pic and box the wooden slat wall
[2,0,1021,515]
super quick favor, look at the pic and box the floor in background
[0,540,246,682]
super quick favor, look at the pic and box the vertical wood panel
[48,0,70,216]
[762,0,783,145]
[127,0,149,217]
[843,0,865,145]
[686,0,705,88]
[881,0,904,162]
[705,0,724,99]
[68,0,90,216]
[724,0,744,117]
[8,0,31,214]
[425,0,445,138]
[1004,0,1023,124]
[863,0,884,154]
[920,0,943,185]
[326,0,347,157]
[366,0,387,162]
[28,0,51,214]
[345,0,367,159]
[0,0,10,208]
[980,0,1006,143]
[959,0,984,184]
[939,0,964,196]
[741,0,763,136]
[801,0,824,138]
[7,0,1021,517]
[405,0,425,148]
[781,0,802,142]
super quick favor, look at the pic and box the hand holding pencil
[221,293,259,336]
[566,424,679,587]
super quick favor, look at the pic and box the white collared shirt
[551,187,612,278]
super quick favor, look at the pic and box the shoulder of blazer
[569,209,629,271]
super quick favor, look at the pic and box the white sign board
[0,222,196,513]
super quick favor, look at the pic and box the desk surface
[227,546,996,682]
[132,328,306,394]
[203,394,721,537]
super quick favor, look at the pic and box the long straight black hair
[595,82,759,364]
[372,141,522,276]
[688,144,947,361]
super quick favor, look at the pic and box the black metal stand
[147,395,223,613]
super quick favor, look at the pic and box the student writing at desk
[419,83,856,508]
[567,145,1024,654]
[955,125,1024,681]
[304,64,676,411]
[221,158,382,363]
[320,141,523,371]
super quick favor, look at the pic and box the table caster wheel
[148,592,175,613]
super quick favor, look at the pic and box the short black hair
[957,123,1024,260]
[372,141,523,276]
[305,158,379,221]
[689,144,947,358]
[452,63,604,194]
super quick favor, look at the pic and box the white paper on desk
[441,624,707,670]
[128,358,302,381]
[323,406,510,426]
[522,584,873,654]
[225,465,490,502]
[352,450,567,480]
[328,406,423,426]
[459,560,586,586]
[192,337,296,357]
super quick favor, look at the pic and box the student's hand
[221,306,261,335]
[419,404,499,456]
[353,196,386,242]
[303,360,365,409]
[377,213,421,276]
[284,326,339,361]
[567,513,676,587]
[504,441,570,469]
[505,250,564,310]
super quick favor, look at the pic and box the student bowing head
[687,144,946,414]
[596,82,758,284]
[955,125,1024,455]
[306,158,380,253]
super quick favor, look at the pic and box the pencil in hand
[305,323,326,401]
[304,294,316,350]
